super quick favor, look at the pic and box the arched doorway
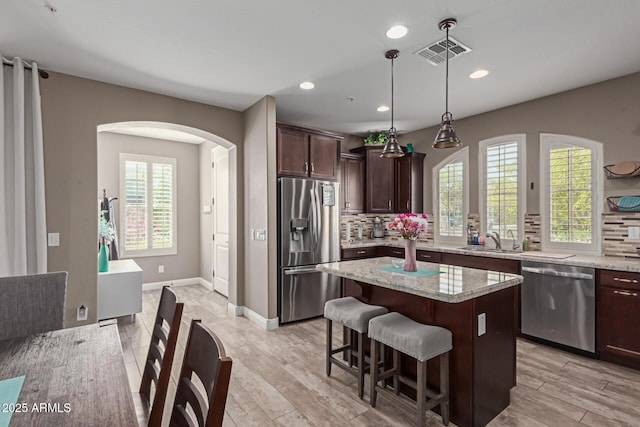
[96,121,239,309]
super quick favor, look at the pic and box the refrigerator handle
[309,188,317,255]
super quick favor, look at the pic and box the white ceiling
[2,0,640,136]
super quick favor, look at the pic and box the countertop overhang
[316,256,523,303]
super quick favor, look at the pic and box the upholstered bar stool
[324,296,388,399]
[368,312,452,427]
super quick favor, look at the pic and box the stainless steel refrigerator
[278,177,341,323]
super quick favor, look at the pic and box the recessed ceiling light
[469,69,489,79]
[386,25,408,39]
[377,105,390,112]
[299,81,315,90]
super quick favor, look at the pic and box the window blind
[549,145,592,243]
[486,142,519,237]
[439,161,464,236]
[120,154,176,256]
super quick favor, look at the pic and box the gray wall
[404,71,640,214]
[97,132,200,284]
[40,71,244,327]
[243,96,277,320]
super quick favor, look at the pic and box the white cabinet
[98,259,143,320]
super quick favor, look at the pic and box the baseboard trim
[240,306,279,330]
[227,302,243,317]
[198,278,214,291]
[142,277,202,291]
[143,278,279,330]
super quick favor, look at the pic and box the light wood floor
[119,285,640,427]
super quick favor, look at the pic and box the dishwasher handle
[521,266,593,280]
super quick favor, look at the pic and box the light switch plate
[48,232,60,247]
[478,313,486,336]
[203,205,212,214]
[77,305,88,321]
[629,226,640,240]
[256,229,267,241]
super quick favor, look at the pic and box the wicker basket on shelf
[603,163,640,179]
[607,196,640,212]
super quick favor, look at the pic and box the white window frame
[479,134,526,248]
[539,133,602,254]
[433,147,469,245]
[119,153,177,257]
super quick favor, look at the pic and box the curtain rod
[2,57,49,79]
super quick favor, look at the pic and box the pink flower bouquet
[387,213,428,240]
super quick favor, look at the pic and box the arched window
[433,147,469,245]
[540,133,603,253]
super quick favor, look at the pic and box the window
[433,147,468,244]
[119,153,177,257]
[540,134,602,253]
[479,135,526,246]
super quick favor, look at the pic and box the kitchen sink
[458,246,522,254]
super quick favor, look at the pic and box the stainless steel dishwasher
[520,261,596,353]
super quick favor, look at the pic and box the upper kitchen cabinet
[351,146,425,213]
[340,153,365,214]
[277,124,342,180]
[395,152,425,213]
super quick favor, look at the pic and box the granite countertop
[341,240,640,273]
[316,256,523,303]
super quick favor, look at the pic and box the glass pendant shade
[433,112,461,148]
[381,128,404,157]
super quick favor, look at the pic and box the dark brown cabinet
[598,269,640,370]
[277,124,341,180]
[395,153,425,213]
[350,146,425,213]
[341,246,378,260]
[339,153,365,213]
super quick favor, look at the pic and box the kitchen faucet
[506,229,520,250]
[486,231,501,250]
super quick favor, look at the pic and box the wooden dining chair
[136,286,184,427]
[169,319,233,427]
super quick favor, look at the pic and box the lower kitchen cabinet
[598,269,640,370]
[341,246,378,260]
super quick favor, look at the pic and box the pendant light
[380,49,404,158]
[433,18,462,149]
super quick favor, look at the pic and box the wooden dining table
[0,321,137,426]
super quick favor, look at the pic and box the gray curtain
[0,56,47,276]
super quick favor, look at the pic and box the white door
[212,147,230,297]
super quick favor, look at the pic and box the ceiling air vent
[414,36,472,66]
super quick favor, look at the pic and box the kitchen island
[317,256,523,427]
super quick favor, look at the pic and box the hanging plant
[363,132,388,146]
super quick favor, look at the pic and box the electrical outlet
[158,265,165,273]
[629,226,640,241]
[478,313,486,336]
[77,305,88,321]
[256,229,267,241]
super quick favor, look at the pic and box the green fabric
[377,265,442,277]
[0,375,26,427]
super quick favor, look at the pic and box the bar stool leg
[357,332,365,399]
[441,352,450,426]
[325,318,332,376]
[393,349,400,395]
[370,339,379,407]
[417,359,427,427]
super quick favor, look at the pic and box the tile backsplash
[341,213,433,244]
[342,211,640,258]
[602,212,640,258]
